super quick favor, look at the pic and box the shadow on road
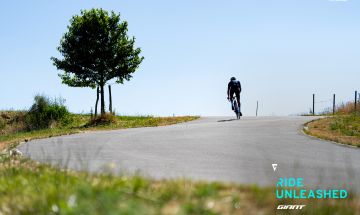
[217,119,238,122]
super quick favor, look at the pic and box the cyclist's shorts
[230,89,240,98]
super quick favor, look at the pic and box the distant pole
[355,91,358,112]
[108,85,113,114]
[313,94,315,115]
[256,101,258,117]
[333,94,335,115]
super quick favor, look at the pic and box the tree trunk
[100,84,105,115]
[95,86,99,117]
[108,85,112,114]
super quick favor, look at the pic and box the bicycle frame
[229,97,241,119]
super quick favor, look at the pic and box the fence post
[313,94,315,115]
[333,94,335,115]
[256,101,258,117]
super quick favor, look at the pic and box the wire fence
[310,91,359,115]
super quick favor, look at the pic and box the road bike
[229,97,241,119]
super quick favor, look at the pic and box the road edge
[302,118,359,149]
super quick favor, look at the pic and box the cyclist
[227,77,242,116]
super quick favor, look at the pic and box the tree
[51,8,144,115]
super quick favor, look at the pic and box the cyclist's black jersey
[228,80,241,93]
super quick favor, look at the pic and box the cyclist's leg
[235,92,241,115]
[229,91,235,110]
[235,92,240,109]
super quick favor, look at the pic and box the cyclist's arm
[227,83,231,98]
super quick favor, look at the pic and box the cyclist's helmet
[230,77,236,81]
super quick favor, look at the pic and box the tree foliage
[51,8,144,114]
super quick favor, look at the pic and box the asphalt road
[18,117,360,191]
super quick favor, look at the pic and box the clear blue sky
[0,0,359,116]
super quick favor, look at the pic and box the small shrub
[10,111,27,124]
[0,117,6,130]
[25,95,71,130]
[0,111,28,135]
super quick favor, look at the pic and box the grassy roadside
[1,156,359,215]
[304,115,359,147]
[1,109,359,214]
[0,112,198,151]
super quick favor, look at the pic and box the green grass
[2,111,359,214]
[0,112,198,151]
[0,157,235,215]
[330,114,360,137]
[0,156,359,215]
[305,113,360,147]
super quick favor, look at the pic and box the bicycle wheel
[233,100,239,119]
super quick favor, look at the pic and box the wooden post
[108,85,113,114]
[95,86,99,117]
[333,94,335,115]
[313,94,315,115]
[256,101,258,117]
